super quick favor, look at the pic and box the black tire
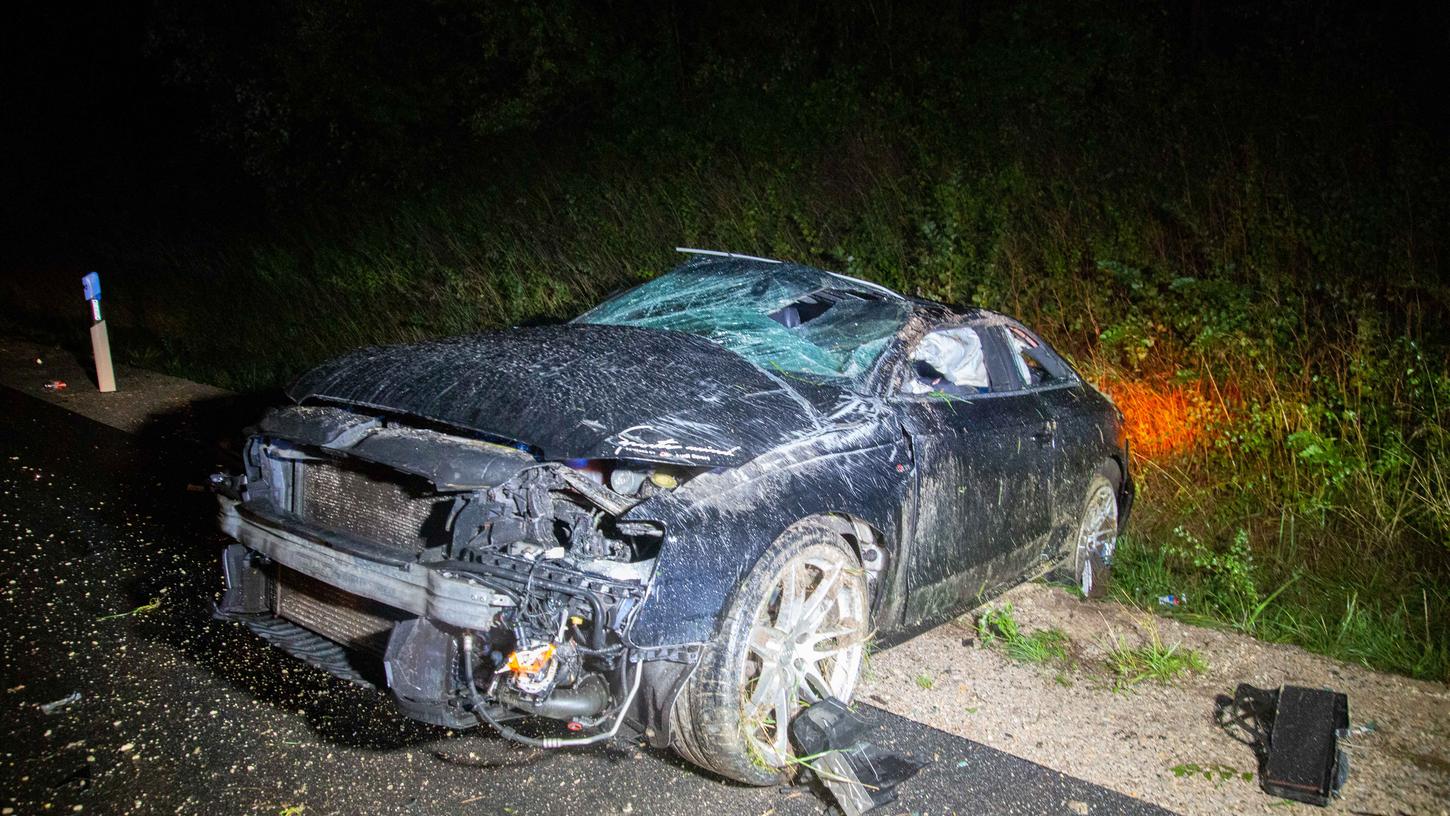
[1071,464,1122,599]
[671,522,869,785]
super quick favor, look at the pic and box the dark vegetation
[7,1,1448,679]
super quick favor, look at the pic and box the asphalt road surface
[0,386,1174,815]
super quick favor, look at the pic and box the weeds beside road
[975,603,1207,691]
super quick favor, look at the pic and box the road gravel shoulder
[861,582,1450,815]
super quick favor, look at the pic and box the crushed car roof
[288,258,934,466]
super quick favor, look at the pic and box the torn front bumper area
[217,498,698,737]
[219,498,520,632]
[212,408,704,744]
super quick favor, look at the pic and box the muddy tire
[670,522,869,785]
[1071,464,1122,599]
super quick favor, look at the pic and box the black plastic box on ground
[1261,686,1350,806]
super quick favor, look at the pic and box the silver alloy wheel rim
[741,546,867,767]
[1077,482,1119,596]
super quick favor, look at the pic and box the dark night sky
[9,2,219,263]
[5,1,1448,290]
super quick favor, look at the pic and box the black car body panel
[214,254,1133,753]
[287,323,824,468]
[621,401,912,647]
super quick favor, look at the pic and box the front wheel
[671,523,869,785]
[1072,468,1121,599]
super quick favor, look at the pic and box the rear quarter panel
[1037,383,1130,543]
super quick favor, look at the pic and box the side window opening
[902,326,991,396]
[1007,326,1071,388]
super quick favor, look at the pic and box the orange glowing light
[1099,378,1213,458]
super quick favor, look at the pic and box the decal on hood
[609,424,743,464]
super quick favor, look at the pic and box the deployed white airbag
[904,327,989,393]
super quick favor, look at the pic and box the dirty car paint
[216,254,1132,755]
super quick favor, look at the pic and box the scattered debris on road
[96,597,161,622]
[1215,683,1351,806]
[789,697,925,815]
[38,691,82,715]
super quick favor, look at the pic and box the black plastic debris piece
[50,764,91,791]
[1215,683,1350,807]
[789,697,925,815]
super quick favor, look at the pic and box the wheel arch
[1101,451,1134,532]
[1101,454,1125,488]
[624,439,910,648]
[799,512,892,611]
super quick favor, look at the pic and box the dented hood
[287,324,824,467]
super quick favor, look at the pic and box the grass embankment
[5,4,1446,679]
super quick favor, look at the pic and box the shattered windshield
[577,261,911,381]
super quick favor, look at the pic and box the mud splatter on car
[213,251,1132,784]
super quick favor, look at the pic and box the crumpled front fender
[624,429,910,647]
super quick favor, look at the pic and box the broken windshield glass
[577,260,910,381]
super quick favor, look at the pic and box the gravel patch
[862,582,1450,815]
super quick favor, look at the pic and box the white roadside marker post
[82,271,116,393]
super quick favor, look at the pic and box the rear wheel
[671,523,868,785]
[1072,467,1121,599]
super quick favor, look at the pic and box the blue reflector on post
[82,271,102,302]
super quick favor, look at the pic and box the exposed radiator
[297,459,446,555]
[273,566,409,656]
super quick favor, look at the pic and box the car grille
[297,460,447,555]
[273,566,408,656]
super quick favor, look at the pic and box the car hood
[287,324,829,467]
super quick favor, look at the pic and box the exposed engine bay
[214,405,700,745]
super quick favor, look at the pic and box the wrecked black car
[213,250,1132,784]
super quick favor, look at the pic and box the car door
[894,320,1055,627]
[999,322,1100,549]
